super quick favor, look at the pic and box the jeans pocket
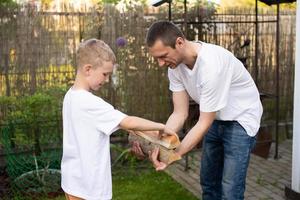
[250,135,257,150]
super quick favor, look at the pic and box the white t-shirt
[61,88,127,200]
[168,42,263,136]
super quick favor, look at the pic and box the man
[140,20,263,200]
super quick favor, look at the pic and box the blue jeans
[200,120,256,200]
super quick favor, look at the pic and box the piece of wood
[128,132,181,165]
[133,130,180,149]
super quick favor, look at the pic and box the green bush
[0,86,66,147]
[0,86,66,198]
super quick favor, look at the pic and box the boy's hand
[130,141,145,160]
[149,147,168,171]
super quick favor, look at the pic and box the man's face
[148,39,183,69]
[87,61,114,91]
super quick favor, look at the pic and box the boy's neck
[73,73,90,91]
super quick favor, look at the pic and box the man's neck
[182,41,201,69]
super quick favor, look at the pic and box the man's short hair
[76,39,116,69]
[146,21,185,49]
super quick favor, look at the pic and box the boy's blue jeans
[200,120,256,200]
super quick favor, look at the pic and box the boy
[61,39,175,200]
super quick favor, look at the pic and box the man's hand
[159,127,177,139]
[130,141,145,160]
[149,147,168,171]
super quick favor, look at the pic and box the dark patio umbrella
[258,0,296,6]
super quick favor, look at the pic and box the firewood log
[128,131,181,165]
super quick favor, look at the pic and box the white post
[292,0,300,193]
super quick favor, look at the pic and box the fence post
[8,122,15,149]
[291,0,300,194]
[4,54,11,97]
[285,1,300,199]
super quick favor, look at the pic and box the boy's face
[148,38,184,69]
[86,61,114,91]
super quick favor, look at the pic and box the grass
[24,167,198,200]
[112,168,198,200]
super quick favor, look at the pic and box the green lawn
[112,168,198,200]
[40,167,198,200]
[6,164,197,200]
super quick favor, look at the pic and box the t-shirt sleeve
[88,98,127,135]
[168,68,185,92]
[199,67,233,113]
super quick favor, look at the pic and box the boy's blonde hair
[76,39,116,69]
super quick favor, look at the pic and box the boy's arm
[165,90,190,133]
[127,91,188,159]
[120,91,188,133]
[119,116,165,132]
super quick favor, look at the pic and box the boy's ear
[82,64,93,75]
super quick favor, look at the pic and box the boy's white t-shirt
[61,88,127,200]
[168,42,263,136]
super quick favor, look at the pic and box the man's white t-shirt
[61,88,127,200]
[168,42,263,136]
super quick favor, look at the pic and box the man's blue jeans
[200,120,256,200]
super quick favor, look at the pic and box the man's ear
[82,64,93,76]
[175,37,185,48]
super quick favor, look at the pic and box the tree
[219,0,296,9]
[0,0,17,7]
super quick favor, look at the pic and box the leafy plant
[0,86,66,152]
[110,143,140,169]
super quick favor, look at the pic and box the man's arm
[175,111,216,157]
[150,111,215,171]
[131,91,189,160]
[165,90,190,133]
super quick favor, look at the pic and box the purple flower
[116,37,127,47]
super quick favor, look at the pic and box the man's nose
[157,58,165,67]
[105,76,110,83]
